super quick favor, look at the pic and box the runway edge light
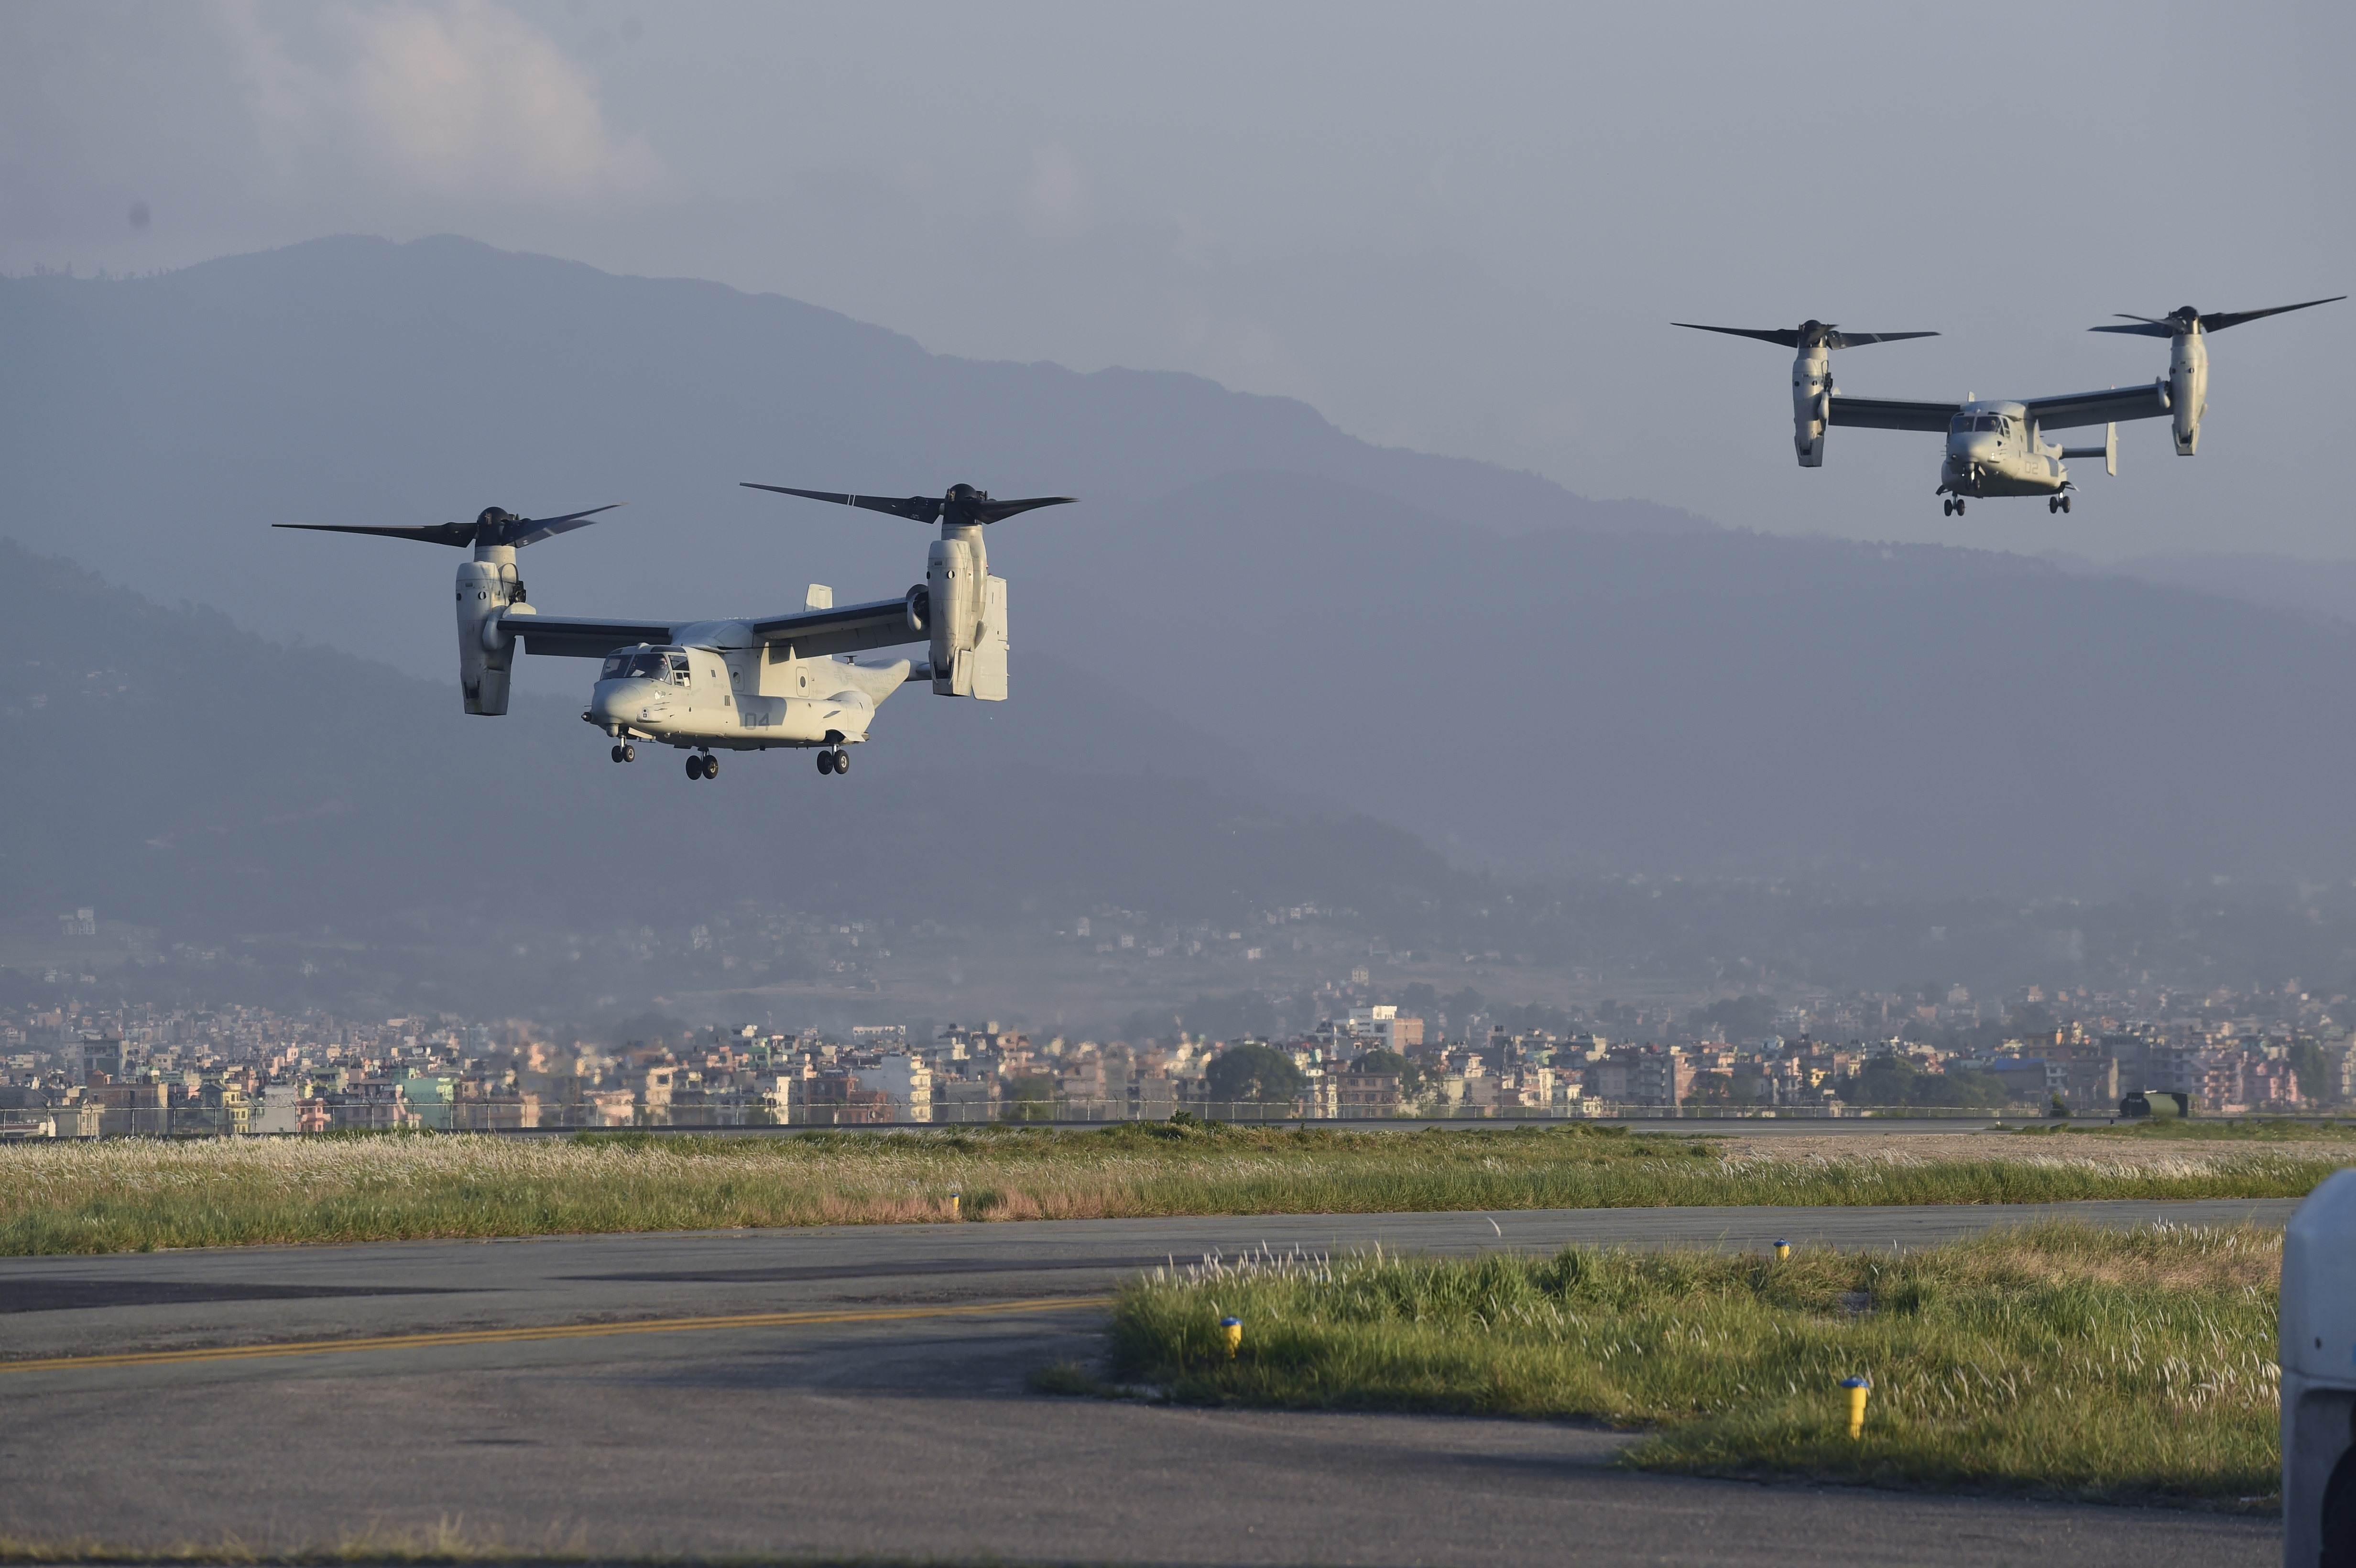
[1841,1376,1872,1439]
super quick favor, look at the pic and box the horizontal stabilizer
[2058,423,2119,477]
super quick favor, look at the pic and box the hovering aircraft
[1677,296,2343,514]
[276,483,1074,781]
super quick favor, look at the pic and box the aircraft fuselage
[584,635,907,753]
[1938,403,2072,499]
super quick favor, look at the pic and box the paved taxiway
[0,1201,2292,1565]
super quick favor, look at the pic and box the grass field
[0,1121,2342,1255]
[2078,1117,2356,1143]
[1086,1222,2283,1509]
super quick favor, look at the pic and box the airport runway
[0,1201,2291,1566]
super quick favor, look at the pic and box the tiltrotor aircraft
[1677,295,2342,514]
[277,482,1073,781]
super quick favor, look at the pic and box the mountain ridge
[7,234,2355,894]
[0,538,1458,940]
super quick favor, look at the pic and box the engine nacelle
[1791,344,1830,467]
[2169,329,2208,456]
[923,524,1008,700]
[455,557,518,716]
[964,576,1008,701]
[926,534,971,683]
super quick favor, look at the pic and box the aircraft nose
[591,678,666,725]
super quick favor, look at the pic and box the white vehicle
[1678,296,2342,514]
[279,482,1072,781]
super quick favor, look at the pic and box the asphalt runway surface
[0,1201,2293,1566]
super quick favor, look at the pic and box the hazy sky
[5,0,2350,560]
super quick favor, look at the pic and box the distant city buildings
[0,974,2345,1138]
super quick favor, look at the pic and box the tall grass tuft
[1106,1222,2284,1508]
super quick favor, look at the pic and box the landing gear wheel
[611,744,625,762]
[817,750,836,776]
[622,743,635,762]
[831,748,850,776]
[2049,497,2059,514]
[687,755,709,781]
[702,753,719,780]
[2060,495,2071,514]
[1942,498,1954,516]
[1954,498,1966,516]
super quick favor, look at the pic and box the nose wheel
[611,743,636,763]
[687,752,718,781]
[1943,497,1966,517]
[817,747,850,776]
[2048,495,2071,514]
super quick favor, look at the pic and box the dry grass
[2077,1118,2356,1144]
[0,1122,2338,1255]
[1710,1126,2341,1167]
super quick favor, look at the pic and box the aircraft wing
[2022,383,2170,431]
[1828,396,1958,432]
[750,596,923,659]
[506,614,678,659]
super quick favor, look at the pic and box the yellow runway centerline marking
[0,1294,1113,1376]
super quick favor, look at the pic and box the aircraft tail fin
[2059,423,2118,477]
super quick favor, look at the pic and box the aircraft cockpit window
[602,651,674,680]
[666,653,692,686]
[1950,414,1971,435]
[1974,415,2001,432]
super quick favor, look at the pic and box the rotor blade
[2090,321,2176,337]
[272,522,475,547]
[973,495,1078,524]
[1672,323,1800,348]
[741,485,942,523]
[2200,295,2345,333]
[1823,330,1939,349]
[503,502,625,547]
